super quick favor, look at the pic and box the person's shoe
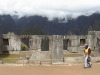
[89,63,92,68]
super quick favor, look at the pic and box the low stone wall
[92,56,100,62]
[64,56,100,64]
[30,51,51,62]
[64,57,84,64]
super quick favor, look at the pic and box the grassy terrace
[0,52,95,63]
[0,54,30,63]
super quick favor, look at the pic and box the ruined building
[0,31,100,63]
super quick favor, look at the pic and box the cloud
[0,0,100,20]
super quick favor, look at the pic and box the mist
[0,0,100,20]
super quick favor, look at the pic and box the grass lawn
[0,51,94,63]
[0,54,26,63]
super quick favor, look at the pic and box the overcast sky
[0,0,100,20]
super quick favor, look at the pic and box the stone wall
[0,31,100,63]
[51,35,63,62]
[0,33,21,53]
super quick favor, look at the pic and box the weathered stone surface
[0,31,100,63]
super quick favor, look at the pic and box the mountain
[14,16,67,35]
[20,26,44,35]
[0,15,16,34]
[0,13,100,35]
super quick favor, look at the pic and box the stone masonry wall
[0,31,100,63]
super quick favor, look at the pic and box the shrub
[21,43,28,51]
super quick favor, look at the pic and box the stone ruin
[0,31,100,63]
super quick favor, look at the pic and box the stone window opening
[29,40,33,49]
[67,39,71,47]
[21,38,29,51]
[63,39,67,50]
[29,40,33,46]
[80,39,85,46]
[63,39,71,50]
[41,37,49,51]
[2,39,9,45]
[97,38,100,53]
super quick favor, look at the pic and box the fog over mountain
[0,0,100,20]
[0,12,100,35]
[0,0,100,35]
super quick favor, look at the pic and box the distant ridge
[0,12,100,35]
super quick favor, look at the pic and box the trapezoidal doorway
[41,37,49,51]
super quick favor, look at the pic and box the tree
[20,26,45,35]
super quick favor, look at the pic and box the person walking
[84,44,92,68]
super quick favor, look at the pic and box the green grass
[0,52,94,63]
[0,54,27,63]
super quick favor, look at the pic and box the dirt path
[0,63,99,75]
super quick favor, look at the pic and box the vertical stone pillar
[51,35,63,63]
[87,35,95,50]
[29,35,41,51]
[94,47,100,56]
[9,35,21,51]
[94,36,100,56]
[87,31,96,50]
